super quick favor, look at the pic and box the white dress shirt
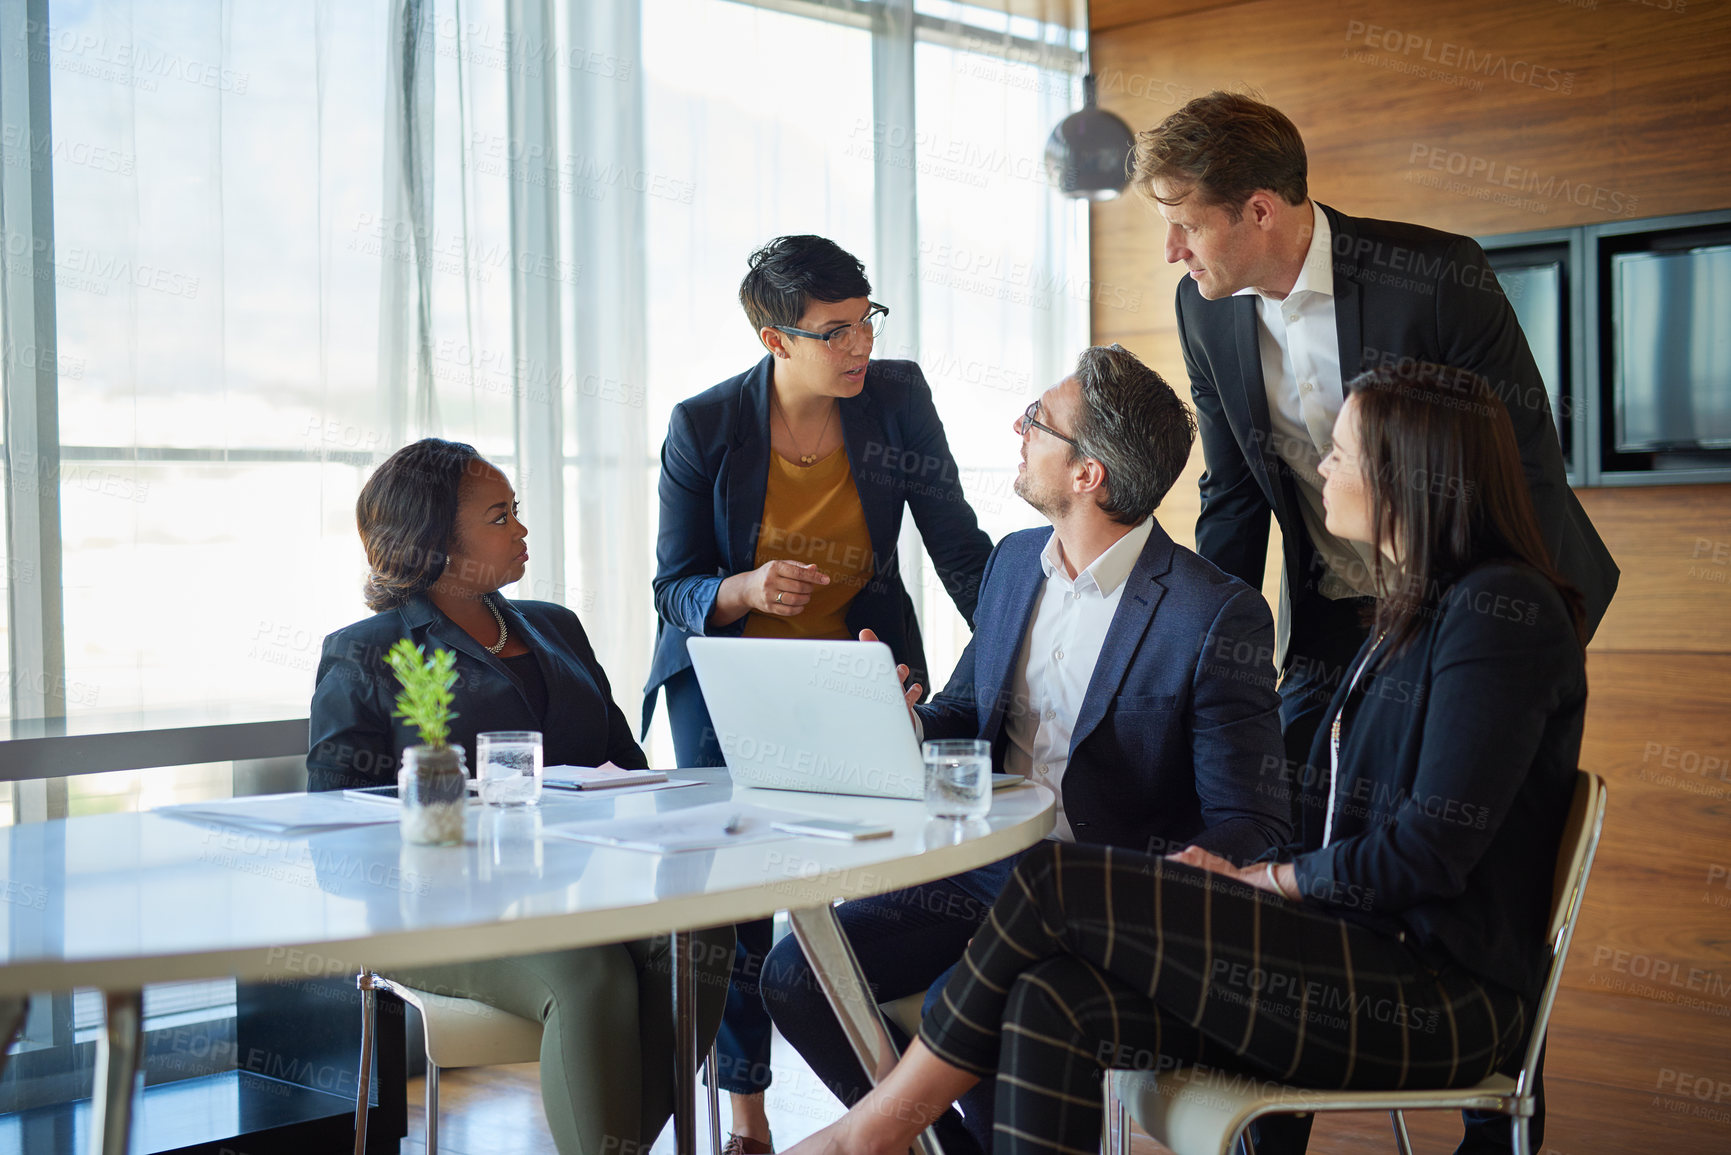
[1235,202,1378,599]
[1002,517,1155,841]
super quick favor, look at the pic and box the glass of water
[923,738,991,820]
[476,730,543,807]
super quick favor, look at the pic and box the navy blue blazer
[644,355,994,734]
[917,521,1291,888]
[307,593,645,792]
[1286,562,1587,1002]
[1178,203,1618,652]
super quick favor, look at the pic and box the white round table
[0,771,1055,1155]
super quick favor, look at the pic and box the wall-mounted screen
[1495,259,1566,446]
[1612,244,1731,452]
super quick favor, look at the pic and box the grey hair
[1068,344,1197,525]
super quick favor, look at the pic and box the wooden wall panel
[1575,486,1731,653]
[1089,0,1731,336]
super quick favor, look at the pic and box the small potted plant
[386,639,466,845]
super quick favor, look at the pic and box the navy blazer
[1177,203,1618,651]
[644,355,994,733]
[918,522,1291,885]
[307,594,645,792]
[1287,562,1587,1003]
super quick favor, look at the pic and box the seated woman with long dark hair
[784,363,1589,1155]
[308,438,732,1155]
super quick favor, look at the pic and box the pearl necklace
[482,594,509,654]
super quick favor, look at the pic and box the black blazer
[919,522,1291,872]
[1177,203,1619,654]
[307,594,645,792]
[1285,562,1587,1002]
[644,355,994,733]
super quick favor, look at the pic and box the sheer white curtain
[32,0,530,725]
[13,0,1089,760]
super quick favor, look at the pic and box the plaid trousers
[918,842,1528,1155]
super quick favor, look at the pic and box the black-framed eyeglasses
[1016,399,1082,450]
[775,302,889,352]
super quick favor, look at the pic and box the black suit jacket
[644,355,994,732]
[919,522,1291,890]
[307,594,645,792]
[1178,203,1619,659]
[1285,562,1587,1003]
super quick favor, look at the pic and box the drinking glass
[923,738,991,820]
[476,730,543,806]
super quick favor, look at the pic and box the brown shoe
[722,1134,774,1155]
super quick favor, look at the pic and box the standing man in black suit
[1131,91,1619,1155]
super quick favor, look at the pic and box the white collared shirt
[1003,518,1155,841]
[1235,202,1378,598]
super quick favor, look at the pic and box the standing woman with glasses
[645,234,995,1153]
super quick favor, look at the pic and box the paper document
[544,801,815,853]
[544,763,670,790]
[163,793,401,835]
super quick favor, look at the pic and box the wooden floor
[403,991,1731,1155]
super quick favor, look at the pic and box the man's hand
[859,628,922,714]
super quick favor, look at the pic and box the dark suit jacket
[644,355,994,733]
[1286,562,1587,1003]
[918,522,1292,892]
[1177,203,1618,657]
[307,594,645,792]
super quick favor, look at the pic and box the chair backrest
[1518,770,1608,1093]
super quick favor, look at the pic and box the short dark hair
[1069,344,1196,525]
[738,235,872,334]
[1344,363,1584,656]
[1132,91,1308,220]
[356,438,487,612]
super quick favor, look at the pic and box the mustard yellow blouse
[742,447,874,640]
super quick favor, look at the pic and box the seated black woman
[307,438,733,1155]
[783,361,1589,1155]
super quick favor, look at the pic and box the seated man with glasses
[646,233,995,1154]
[759,343,1292,1155]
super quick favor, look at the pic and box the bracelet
[1265,862,1286,899]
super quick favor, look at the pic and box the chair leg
[1512,1115,1529,1155]
[1236,1126,1257,1155]
[705,1044,722,1155]
[354,975,377,1155]
[0,997,24,1082]
[426,1061,440,1155]
[1100,1087,1128,1155]
[1389,1109,1415,1155]
[1101,1078,1127,1155]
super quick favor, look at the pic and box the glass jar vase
[399,744,467,845]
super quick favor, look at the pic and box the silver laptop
[686,637,925,798]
